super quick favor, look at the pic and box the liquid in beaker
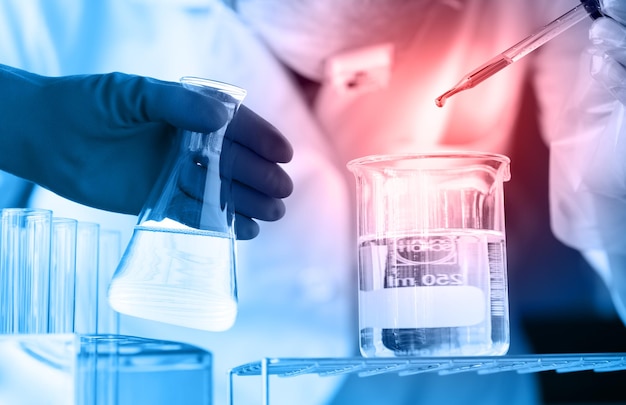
[358,229,508,356]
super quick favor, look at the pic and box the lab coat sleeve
[533,1,626,322]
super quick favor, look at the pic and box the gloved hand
[589,0,626,103]
[548,1,626,321]
[561,0,626,236]
[0,64,293,239]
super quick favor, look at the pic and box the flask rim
[179,76,247,101]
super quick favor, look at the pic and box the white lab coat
[0,0,612,403]
[0,1,352,404]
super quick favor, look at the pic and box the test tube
[98,229,121,334]
[0,208,52,334]
[49,217,78,333]
[74,222,100,334]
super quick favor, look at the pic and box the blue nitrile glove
[0,64,293,239]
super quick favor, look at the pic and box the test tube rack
[228,353,626,405]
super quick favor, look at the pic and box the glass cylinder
[0,208,52,333]
[97,229,121,334]
[75,222,100,334]
[49,217,78,333]
[108,77,246,331]
[347,152,511,357]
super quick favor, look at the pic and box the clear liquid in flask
[108,222,237,331]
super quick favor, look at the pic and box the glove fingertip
[228,106,294,163]
[235,215,260,240]
[174,88,230,133]
[142,79,230,133]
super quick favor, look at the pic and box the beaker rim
[346,151,510,169]
[179,76,247,101]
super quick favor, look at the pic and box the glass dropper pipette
[435,0,603,107]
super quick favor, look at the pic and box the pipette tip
[435,86,464,108]
[434,93,448,108]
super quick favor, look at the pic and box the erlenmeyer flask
[108,77,246,331]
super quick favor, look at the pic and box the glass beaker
[108,77,246,332]
[347,152,511,357]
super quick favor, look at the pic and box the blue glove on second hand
[0,64,293,239]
